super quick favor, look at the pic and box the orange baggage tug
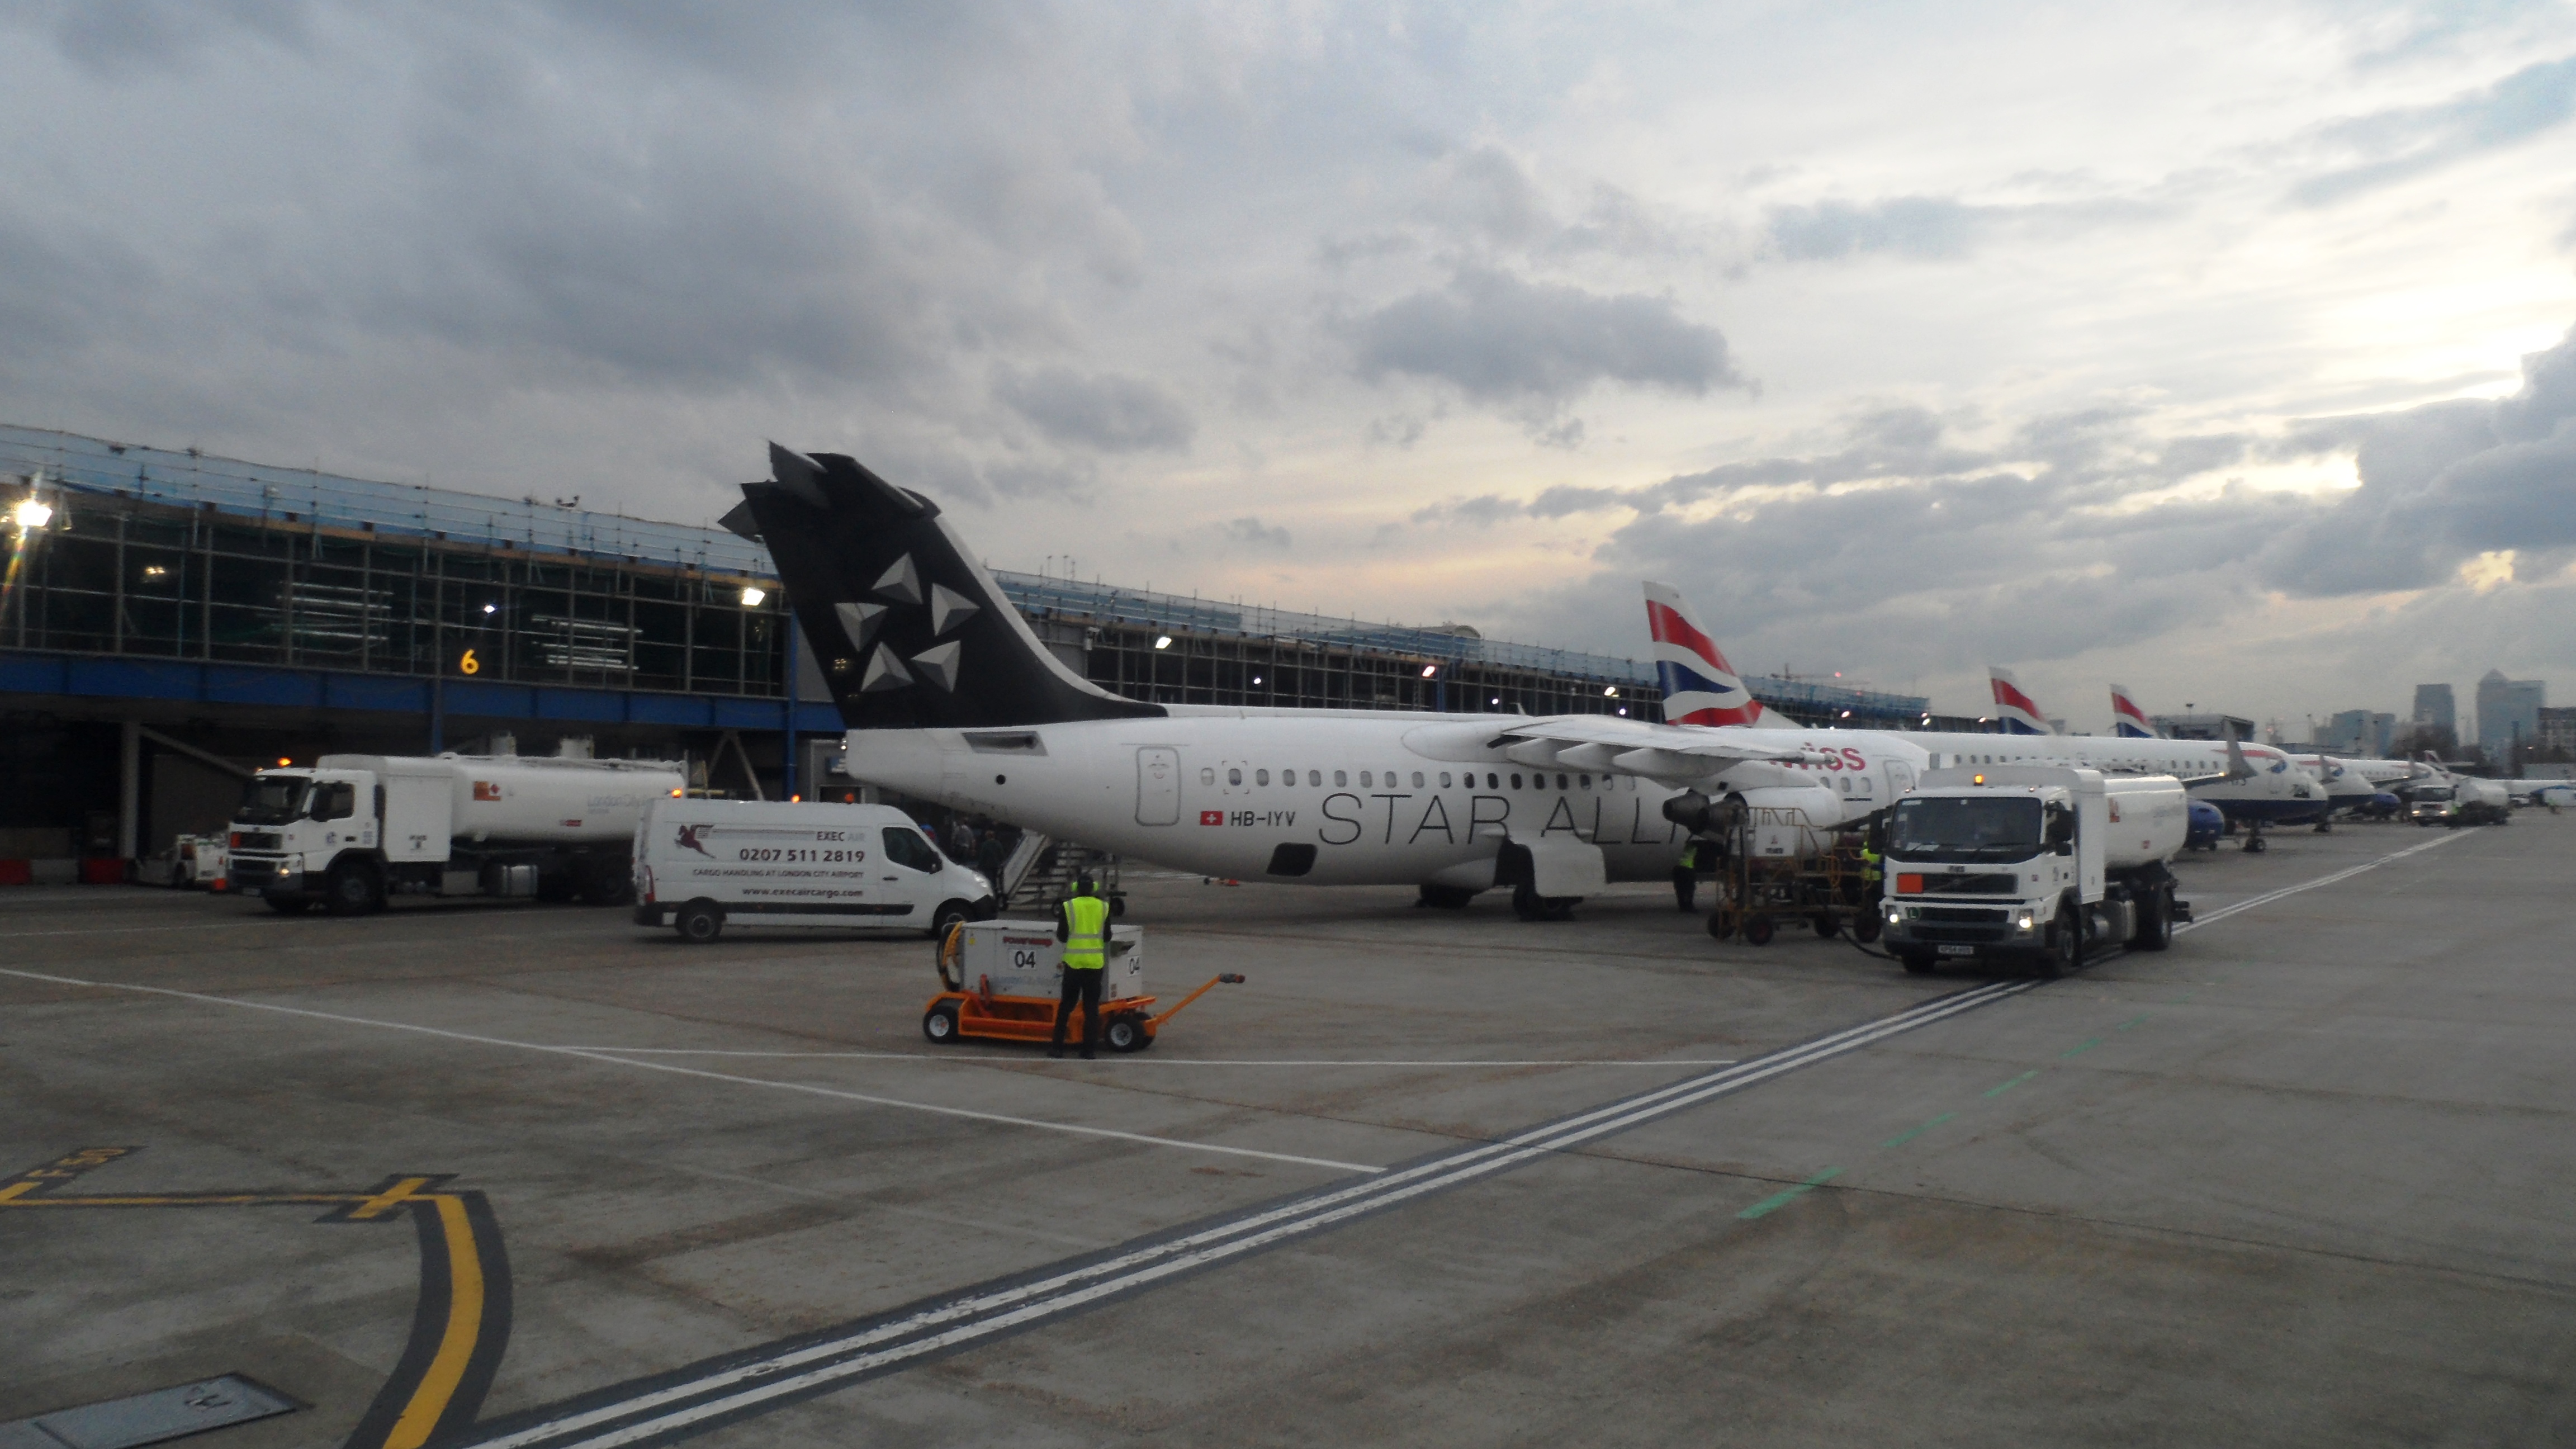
[924,920,1242,1053]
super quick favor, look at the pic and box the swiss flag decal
[1200,810,1224,826]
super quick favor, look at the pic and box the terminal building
[0,425,1929,873]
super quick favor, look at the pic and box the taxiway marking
[457,979,2038,1449]
[0,968,1383,1175]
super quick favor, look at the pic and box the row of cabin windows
[1202,767,1640,793]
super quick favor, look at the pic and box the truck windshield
[2412,787,2451,801]
[236,775,312,825]
[1889,796,2044,862]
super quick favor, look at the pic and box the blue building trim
[1,648,845,736]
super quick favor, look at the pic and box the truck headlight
[1883,903,1902,925]
[2014,909,2036,933]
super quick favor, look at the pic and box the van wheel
[1103,1015,1148,1053]
[922,1004,960,1044]
[676,901,723,943]
[323,860,384,916]
[927,901,973,941]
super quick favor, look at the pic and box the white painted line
[0,967,1382,1176]
[560,1048,1741,1067]
[2176,830,2468,935]
[463,979,2038,1449]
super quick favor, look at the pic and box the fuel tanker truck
[1877,765,2191,978]
[226,753,685,915]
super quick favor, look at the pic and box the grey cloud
[2260,325,2576,595]
[39,0,310,77]
[1224,515,1291,549]
[1352,268,1743,410]
[993,366,1196,453]
[1419,145,1551,246]
[1764,196,1986,261]
[2293,55,2576,206]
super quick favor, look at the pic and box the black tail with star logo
[727,444,1167,730]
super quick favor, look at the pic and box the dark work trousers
[1671,865,1698,912]
[1053,968,1105,1054]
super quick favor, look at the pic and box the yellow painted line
[349,1176,439,1221]
[385,1194,484,1449]
[2,1192,359,1208]
[0,1181,38,1203]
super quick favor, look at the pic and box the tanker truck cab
[225,765,384,912]
[1879,766,2190,979]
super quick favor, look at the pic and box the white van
[632,798,998,943]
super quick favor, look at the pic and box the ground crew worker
[1050,875,1111,1059]
[1673,837,1709,912]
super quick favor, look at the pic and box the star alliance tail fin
[732,444,1163,730]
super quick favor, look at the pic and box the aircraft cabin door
[1887,761,1916,798]
[1135,747,1181,826]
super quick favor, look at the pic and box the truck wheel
[927,901,972,941]
[1103,1015,1148,1053]
[1899,950,1936,975]
[675,901,724,944]
[1743,915,1775,946]
[323,860,383,917]
[2132,887,2172,951]
[2039,908,2080,979]
[922,1004,960,1044]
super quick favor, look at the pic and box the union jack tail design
[1642,582,1760,727]
[1987,665,2053,735]
[2109,683,2156,738]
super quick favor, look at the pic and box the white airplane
[1640,586,2328,850]
[726,446,1922,918]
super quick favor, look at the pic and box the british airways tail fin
[730,444,1163,730]
[1642,581,1764,727]
[2109,683,2157,738]
[1987,665,2054,735]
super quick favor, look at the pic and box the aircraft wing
[2175,737,2260,790]
[1481,716,1835,782]
[2100,736,2258,790]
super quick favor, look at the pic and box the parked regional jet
[1641,586,2328,846]
[728,446,1921,916]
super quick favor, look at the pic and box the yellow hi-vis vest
[1062,894,1110,971]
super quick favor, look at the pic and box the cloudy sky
[5,1,2575,730]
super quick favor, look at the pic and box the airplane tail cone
[734,446,1163,730]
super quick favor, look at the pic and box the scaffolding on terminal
[3,424,1930,726]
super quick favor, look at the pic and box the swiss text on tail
[729,444,1164,729]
